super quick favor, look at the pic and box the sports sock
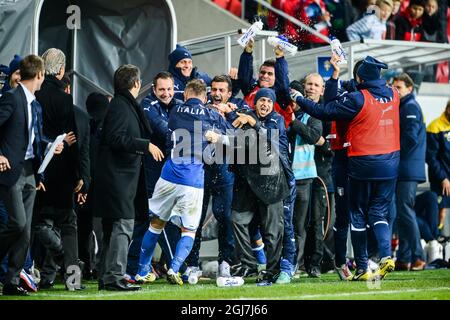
[137,225,162,276]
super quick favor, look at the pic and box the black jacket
[0,85,48,187]
[92,90,152,220]
[73,106,90,193]
[35,75,80,209]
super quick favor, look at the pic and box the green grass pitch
[1,269,449,300]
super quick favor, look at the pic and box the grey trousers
[98,218,134,285]
[232,200,284,275]
[0,161,36,285]
[34,207,79,283]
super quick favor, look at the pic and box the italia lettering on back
[176,106,206,116]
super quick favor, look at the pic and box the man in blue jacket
[135,79,231,285]
[291,56,399,281]
[392,73,426,271]
[168,45,211,101]
[128,72,183,283]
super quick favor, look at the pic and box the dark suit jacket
[73,106,90,193]
[93,90,152,220]
[36,76,80,209]
[0,85,47,187]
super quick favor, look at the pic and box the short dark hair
[19,55,44,81]
[114,64,140,92]
[446,99,450,110]
[353,60,364,79]
[393,73,415,88]
[185,79,207,97]
[260,59,276,71]
[409,0,426,8]
[152,71,174,88]
[211,75,232,92]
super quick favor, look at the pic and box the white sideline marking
[236,287,450,300]
[27,286,450,300]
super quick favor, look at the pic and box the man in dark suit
[33,48,81,290]
[93,64,163,291]
[0,55,64,296]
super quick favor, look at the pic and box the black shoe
[38,281,54,290]
[104,280,141,291]
[308,267,321,278]
[65,283,86,291]
[231,264,257,278]
[2,284,29,296]
[256,270,273,286]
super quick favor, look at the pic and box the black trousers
[0,161,36,286]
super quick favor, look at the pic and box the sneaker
[274,271,291,284]
[308,267,321,278]
[124,273,136,284]
[231,263,257,278]
[336,264,352,281]
[377,257,395,280]
[256,269,272,286]
[351,268,373,281]
[219,261,231,278]
[411,259,426,271]
[135,272,157,284]
[166,269,183,286]
[19,270,38,292]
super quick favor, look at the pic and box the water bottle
[443,241,450,262]
[425,240,443,263]
[329,36,347,64]
[237,20,264,48]
[267,35,298,56]
[216,276,244,287]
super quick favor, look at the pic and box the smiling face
[258,65,275,88]
[255,96,274,118]
[211,81,232,105]
[176,58,193,77]
[153,77,174,105]
[9,69,21,89]
[304,74,324,103]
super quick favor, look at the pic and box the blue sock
[351,227,368,271]
[170,234,194,273]
[137,226,161,276]
[372,221,391,259]
[252,244,267,265]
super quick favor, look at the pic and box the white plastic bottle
[237,20,264,48]
[329,36,347,64]
[444,241,450,262]
[216,276,245,287]
[267,35,298,56]
[426,240,443,263]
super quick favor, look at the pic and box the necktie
[31,100,42,155]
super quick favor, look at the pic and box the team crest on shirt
[445,132,450,142]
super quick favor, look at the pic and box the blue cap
[254,88,276,104]
[168,45,192,68]
[8,54,22,76]
[357,56,388,81]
